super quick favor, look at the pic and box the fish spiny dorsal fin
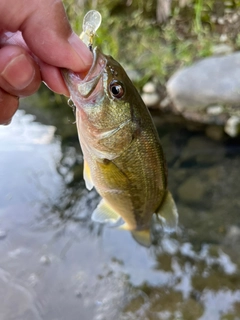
[92,199,121,224]
[83,160,94,190]
[156,191,178,232]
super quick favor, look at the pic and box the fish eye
[109,80,125,99]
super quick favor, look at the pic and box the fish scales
[77,55,167,230]
[112,133,167,230]
[61,10,178,246]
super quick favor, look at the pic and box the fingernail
[68,33,93,69]
[1,54,35,90]
[2,119,12,126]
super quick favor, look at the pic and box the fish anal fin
[131,229,151,248]
[84,160,94,190]
[92,199,121,224]
[118,223,132,231]
[156,191,178,232]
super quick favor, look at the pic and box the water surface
[1,107,240,320]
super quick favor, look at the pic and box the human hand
[0,0,92,125]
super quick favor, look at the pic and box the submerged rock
[167,52,240,113]
[39,255,51,265]
[205,125,225,141]
[177,175,206,204]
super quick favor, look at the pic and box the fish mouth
[62,48,107,105]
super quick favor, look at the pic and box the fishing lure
[80,10,102,50]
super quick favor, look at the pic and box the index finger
[0,0,92,72]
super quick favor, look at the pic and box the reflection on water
[1,109,240,320]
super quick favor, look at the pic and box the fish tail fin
[131,229,151,248]
[156,190,178,232]
[118,224,151,247]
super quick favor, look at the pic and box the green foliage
[62,0,239,86]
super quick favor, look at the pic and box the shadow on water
[0,96,240,320]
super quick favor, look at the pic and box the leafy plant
[62,0,238,87]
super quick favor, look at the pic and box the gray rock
[224,116,240,137]
[160,96,171,108]
[207,105,224,115]
[141,92,160,107]
[156,0,172,23]
[212,44,233,56]
[224,226,240,247]
[142,82,156,93]
[167,52,240,113]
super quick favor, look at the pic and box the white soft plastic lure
[80,10,102,48]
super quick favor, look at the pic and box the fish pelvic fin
[92,199,121,224]
[156,190,178,232]
[84,160,94,190]
[131,229,151,248]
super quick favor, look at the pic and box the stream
[0,102,240,320]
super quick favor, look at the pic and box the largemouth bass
[62,11,178,246]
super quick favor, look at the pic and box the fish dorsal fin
[84,160,94,190]
[92,199,121,224]
[131,229,151,248]
[156,191,178,232]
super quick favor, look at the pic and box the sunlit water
[1,109,240,320]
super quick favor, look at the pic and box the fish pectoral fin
[92,199,121,224]
[156,191,178,232]
[84,160,94,190]
[131,229,151,248]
